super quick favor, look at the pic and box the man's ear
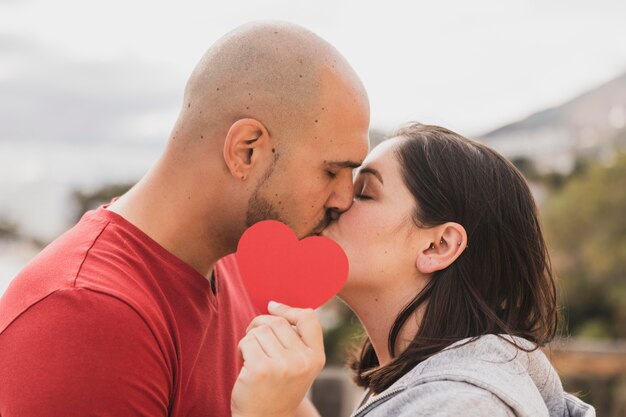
[223,118,271,181]
[415,222,468,274]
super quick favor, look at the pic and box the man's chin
[306,224,328,238]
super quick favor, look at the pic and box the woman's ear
[223,118,271,181]
[415,222,468,274]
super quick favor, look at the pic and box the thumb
[267,301,323,349]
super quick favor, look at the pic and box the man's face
[245,78,370,238]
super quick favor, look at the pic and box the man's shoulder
[0,212,113,332]
[0,286,159,353]
[0,209,164,335]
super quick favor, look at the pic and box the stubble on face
[244,152,331,237]
[245,153,284,228]
[245,189,284,227]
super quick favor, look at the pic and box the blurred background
[1,0,625,415]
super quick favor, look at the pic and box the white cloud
[0,35,181,144]
[1,1,626,135]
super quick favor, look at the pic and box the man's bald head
[107,22,370,275]
[154,21,370,247]
[172,21,368,150]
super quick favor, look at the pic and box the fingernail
[268,301,281,311]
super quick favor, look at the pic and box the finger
[237,335,273,383]
[247,315,306,350]
[247,314,302,337]
[246,314,282,333]
[238,334,267,365]
[249,325,287,358]
[267,301,323,349]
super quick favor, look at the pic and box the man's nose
[326,176,354,215]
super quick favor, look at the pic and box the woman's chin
[321,229,347,252]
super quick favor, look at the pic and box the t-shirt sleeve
[0,287,171,417]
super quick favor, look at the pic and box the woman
[231,124,595,417]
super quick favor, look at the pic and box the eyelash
[354,194,372,201]
[326,171,338,179]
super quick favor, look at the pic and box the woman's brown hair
[349,124,559,393]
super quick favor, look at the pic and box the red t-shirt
[0,205,259,416]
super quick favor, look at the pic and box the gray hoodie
[350,335,595,417]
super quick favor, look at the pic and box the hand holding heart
[231,302,325,417]
[231,221,343,416]
[236,220,349,313]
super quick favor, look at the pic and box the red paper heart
[236,220,349,314]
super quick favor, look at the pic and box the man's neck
[107,168,230,279]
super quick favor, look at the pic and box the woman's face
[322,137,423,295]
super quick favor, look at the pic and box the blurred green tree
[544,152,626,339]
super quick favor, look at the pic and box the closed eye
[326,170,338,179]
[354,194,372,201]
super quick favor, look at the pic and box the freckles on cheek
[366,212,397,245]
[357,214,384,239]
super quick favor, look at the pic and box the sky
[1,0,625,142]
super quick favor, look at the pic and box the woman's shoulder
[401,334,547,383]
[353,335,596,417]
[355,335,563,417]
[354,380,517,417]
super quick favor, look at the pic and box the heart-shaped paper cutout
[236,220,349,314]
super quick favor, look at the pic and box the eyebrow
[325,161,362,169]
[357,167,384,185]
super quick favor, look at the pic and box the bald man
[0,22,369,417]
